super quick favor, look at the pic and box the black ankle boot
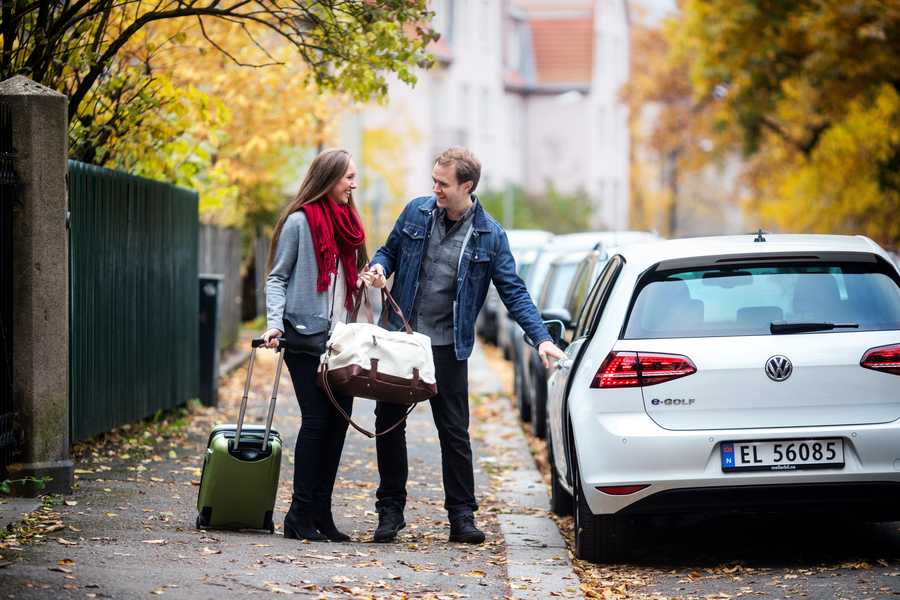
[283,501,326,541]
[449,514,485,544]
[314,511,351,542]
[373,508,405,543]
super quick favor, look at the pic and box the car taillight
[591,351,696,388]
[860,343,900,376]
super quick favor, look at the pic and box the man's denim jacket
[370,195,551,360]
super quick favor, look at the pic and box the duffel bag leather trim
[320,359,438,405]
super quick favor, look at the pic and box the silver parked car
[545,234,900,563]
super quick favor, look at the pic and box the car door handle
[558,359,573,370]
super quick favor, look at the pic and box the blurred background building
[344,0,632,239]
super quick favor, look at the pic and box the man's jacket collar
[417,194,491,233]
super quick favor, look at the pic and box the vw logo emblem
[765,355,793,382]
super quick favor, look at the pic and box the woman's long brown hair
[266,148,369,274]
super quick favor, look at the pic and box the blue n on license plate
[721,438,844,472]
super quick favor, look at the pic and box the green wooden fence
[68,161,199,442]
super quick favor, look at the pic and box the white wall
[588,0,630,229]
[522,93,591,195]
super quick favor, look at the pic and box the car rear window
[624,263,900,339]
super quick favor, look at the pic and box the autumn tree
[622,10,741,237]
[676,0,900,245]
[1,0,437,165]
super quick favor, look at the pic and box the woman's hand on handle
[262,328,283,349]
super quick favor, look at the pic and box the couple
[261,146,564,544]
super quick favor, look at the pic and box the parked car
[545,233,900,563]
[516,231,662,432]
[476,229,552,345]
[496,247,542,359]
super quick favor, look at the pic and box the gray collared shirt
[411,204,475,345]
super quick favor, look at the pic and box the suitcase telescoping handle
[233,338,284,452]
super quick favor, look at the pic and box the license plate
[721,438,844,472]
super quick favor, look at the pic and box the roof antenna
[753,228,767,242]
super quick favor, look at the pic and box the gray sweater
[265,211,347,332]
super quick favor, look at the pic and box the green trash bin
[199,274,224,406]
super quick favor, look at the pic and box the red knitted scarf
[301,197,365,311]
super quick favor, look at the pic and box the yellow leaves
[753,83,900,244]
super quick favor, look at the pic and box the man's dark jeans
[375,345,477,520]
[284,352,352,513]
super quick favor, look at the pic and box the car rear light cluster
[591,352,697,388]
[860,344,900,376]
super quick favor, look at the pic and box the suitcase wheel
[196,507,212,530]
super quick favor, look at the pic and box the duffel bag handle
[380,288,414,335]
[349,287,376,325]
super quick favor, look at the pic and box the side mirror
[541,308,572,329]
[542,319,566,346]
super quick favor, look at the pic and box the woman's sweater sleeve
[265,213,301,331]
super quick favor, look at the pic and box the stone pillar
[0,76,73,495]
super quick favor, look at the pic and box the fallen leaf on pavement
[49,566,73,573]
[56,538,78,546]
[142,539,167,545]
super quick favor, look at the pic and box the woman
[262,149,367,541]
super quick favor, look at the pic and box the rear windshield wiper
[770,321,860,334]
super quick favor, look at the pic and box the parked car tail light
[596,484,650,495]
[860,343,900,376]
[591,352,697,388]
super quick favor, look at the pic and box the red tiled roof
[529,17,594,86]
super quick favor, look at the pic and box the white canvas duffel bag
[317,289,437,438]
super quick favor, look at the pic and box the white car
[545,234,900,563]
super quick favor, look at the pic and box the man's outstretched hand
[538,341,566,368]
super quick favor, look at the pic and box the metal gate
[0,103,18,475]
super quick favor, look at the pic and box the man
[361,147,565,544]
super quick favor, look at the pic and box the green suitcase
[195,339,285,533]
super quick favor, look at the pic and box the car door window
[575,255,623,339]
[565,258,593,323]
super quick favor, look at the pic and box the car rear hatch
[617,253,900,430]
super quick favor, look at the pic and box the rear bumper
[570,407,900,515]
[617,481,900,520]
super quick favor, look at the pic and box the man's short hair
[435,147,481,192]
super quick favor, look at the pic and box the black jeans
[284,351,352,514]
[375,345,477,520]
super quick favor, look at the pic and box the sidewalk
[0,340,580,599]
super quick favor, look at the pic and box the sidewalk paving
[0,340,581,599]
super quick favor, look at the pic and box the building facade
[347,0,631,231]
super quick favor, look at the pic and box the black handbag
[280,268,338,355]
[281,312,330,355]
